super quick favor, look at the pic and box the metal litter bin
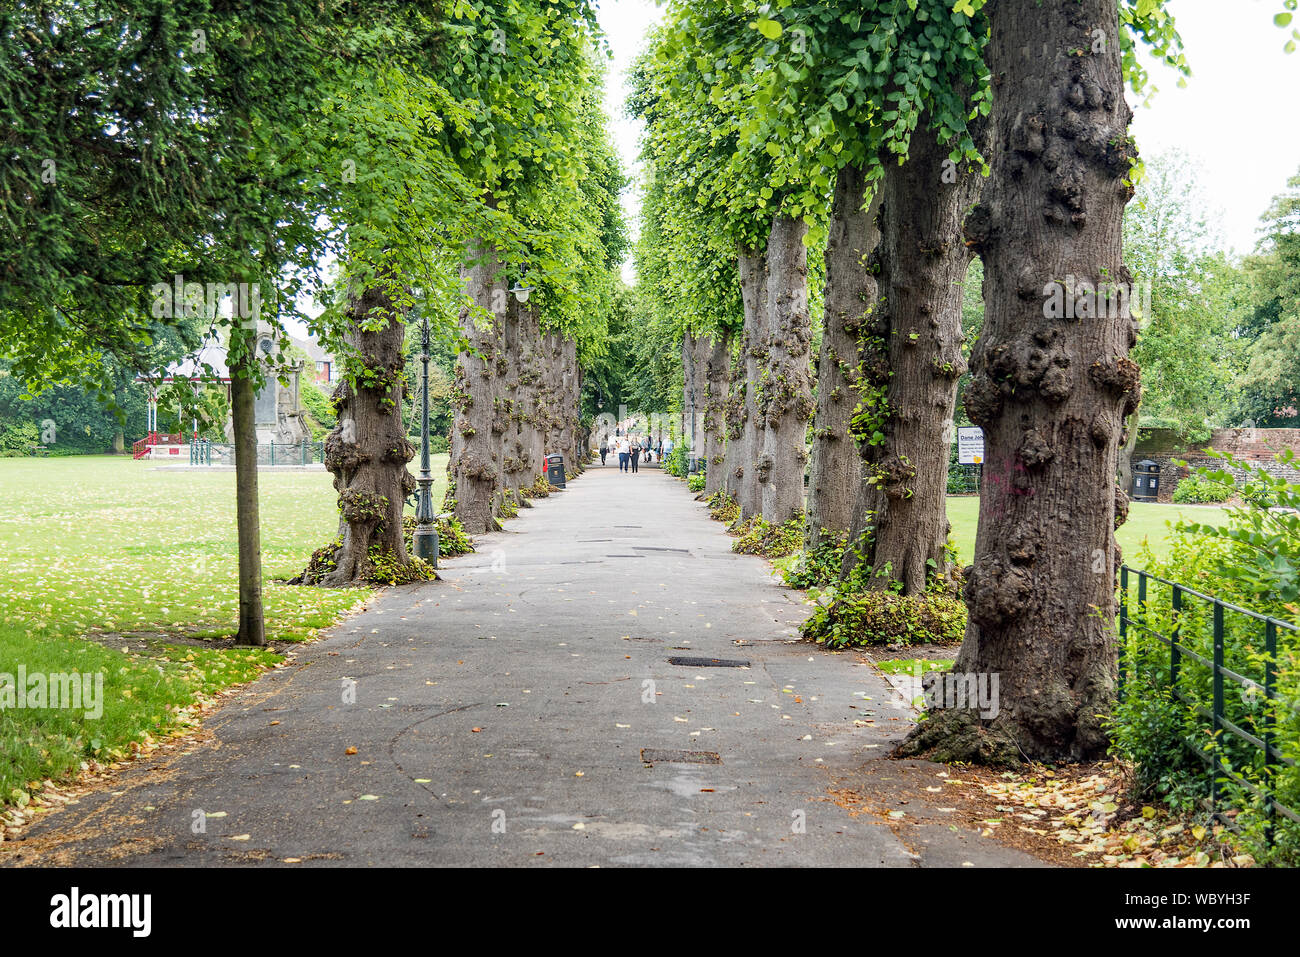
[1131,459,1159,502]
[546,453,566,488]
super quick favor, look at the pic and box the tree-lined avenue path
[4,467,1038,867]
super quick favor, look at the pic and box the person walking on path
[600,437,608,466]
[630,439,641,473]
[617,435,631,472]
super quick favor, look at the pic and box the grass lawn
[0,453,447,804]
[944,495,1230,569]
[875,658,955,676]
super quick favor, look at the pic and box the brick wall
[1132,429,1300,502]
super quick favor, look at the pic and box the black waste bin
[1131,459,1160,502]
[546,453,566,489]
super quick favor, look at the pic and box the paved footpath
[4,465,1041,867]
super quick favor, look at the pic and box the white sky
[1129,0,1300,255]
[596,0,663,282]
[595,0,1300,271]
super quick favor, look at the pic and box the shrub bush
[1171,472,1233,504]
[663,444,689,477]
[731,515,805,559]
[687,474,705,493]
[706,490,740,525]
[783,531,847,590]
[300,381,338,440]
[1112,449,1300,864]
[801,586,967,648]
[0,420,39,456]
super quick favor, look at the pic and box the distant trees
[1238,168,1300,428]
[1114,150,1249,485]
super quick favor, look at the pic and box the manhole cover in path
[640,748,722,765]
[667,656,751,668]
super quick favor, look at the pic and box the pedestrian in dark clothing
[630,443,641,473]
[600,437,608,466]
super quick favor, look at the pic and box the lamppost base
[413,525,439,567]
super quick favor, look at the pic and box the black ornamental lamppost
[411,311,439,565]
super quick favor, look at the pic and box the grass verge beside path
[0,454,447,807]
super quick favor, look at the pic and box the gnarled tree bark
[901,0,1140,763]
[449,243,505,534]
[807,165,878,551]
[853,117,984,596]
[701,330,732,497]
[732,247,766,516]
[757,214,813,525]
[298,281,421,587]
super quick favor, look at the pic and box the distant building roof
[136,338,232,383]
[289,332,335,365]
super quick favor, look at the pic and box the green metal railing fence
[189,440,324,466]
[1118,564,1299,846]
[946,463,982,494]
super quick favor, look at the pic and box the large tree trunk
[539,331,564,462]
[499,296,529,497]
[702,331,732,496]
[449,244,505,533]
[681,332,699,465]
[517,305,546,486]
[733,247,766,515]
[560,337,580,473]
[298,283,421,587]
[722,329,747,502]
[855,118,983,596]
[230,342,265,645]
[1117,397,1141,494]
[902,0,1140,763]
[807,165,878,551]
[691,333,711,469]
[757,215,813,524]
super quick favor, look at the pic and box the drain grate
[667,656,751,668]
[640,748,722,765]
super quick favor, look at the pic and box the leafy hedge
[1171,472,1233,504]
[731,515,804,559]
[783,531,847,589]
[1113,450,1300,865]
[707,489,740,525]
[801,584,967,649]
[662,444,689,477]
